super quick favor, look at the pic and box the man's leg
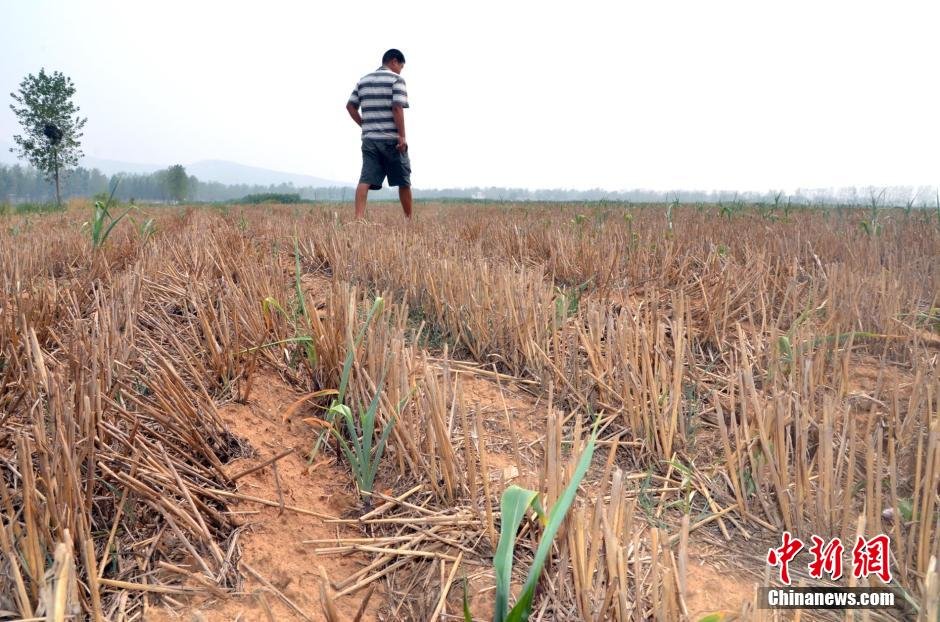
[354,182,370,219]
[399,186,413,219]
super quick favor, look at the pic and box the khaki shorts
[359,138,411,190]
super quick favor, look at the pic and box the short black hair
[382,49,406,65]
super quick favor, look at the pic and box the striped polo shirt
[348,67,409,141]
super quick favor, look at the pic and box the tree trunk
[53,154,61,209]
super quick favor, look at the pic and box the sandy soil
[146,371,379,622]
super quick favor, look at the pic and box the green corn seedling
[553,278,592,323]
[488,420,598,622]
[131,216,156,243]
[245,237,318,370]
[571,213,586,238]
[87,179,132,248]
[667,194,678,231]
[242,296,316,357]
[327,373,396,498]
[861,187,885,236]
[293,236,317,368]
[311,296,385,460]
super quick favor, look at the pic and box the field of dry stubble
[1,200,938,621]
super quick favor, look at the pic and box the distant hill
[2,146,141,172]
[185,160,349,188]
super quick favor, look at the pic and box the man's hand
[392,104,407,152]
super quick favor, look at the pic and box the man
[346,49,412,220]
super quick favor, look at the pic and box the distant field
[1,201,937,620]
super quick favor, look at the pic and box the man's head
[382,49,406,74]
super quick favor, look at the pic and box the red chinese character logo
[852,535,892,583]
[808,536,844,580]
[767,531,804,585]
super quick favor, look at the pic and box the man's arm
[346,102,363,127]
[392,104,406,152]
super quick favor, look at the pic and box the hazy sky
[1,0,937,191]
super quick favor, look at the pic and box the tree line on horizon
[2,162,936,208]
[0,162,352,204]
[0,163,199,203]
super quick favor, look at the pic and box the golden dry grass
[0,200,937,620]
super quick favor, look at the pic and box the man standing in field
[346,49,412,220]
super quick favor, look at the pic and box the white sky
[1,0,937,191]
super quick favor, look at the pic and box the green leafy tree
[9,69,87,208]
[164,164,189,202]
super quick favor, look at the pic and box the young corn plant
[718,198,733,221]
[87,180,133,248]
[761,190,784,221]
[553,278,592,323]
[667,193,678,231]
[571,213,586,238]
[860,187,885,236]
[327,374,396,499]
[252,237,318,369]
[311,296,385,460]
[623,211,639,250]
[292,236,317,367]
[131,215,156,243]
[665,457,696,514]
[476,421,598,622]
